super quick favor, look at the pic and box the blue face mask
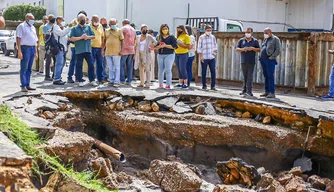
[28,20,35,25]
[111,25,116,30]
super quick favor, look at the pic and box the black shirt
[237,37,260,64]
[157,35,178,55]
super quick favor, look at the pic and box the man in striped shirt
[197,25,218,91]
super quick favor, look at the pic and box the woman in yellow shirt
[175,25,191,89]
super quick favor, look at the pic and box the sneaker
[202,86,207,90]
[246,92,254,97]
[266,93,276,98]
[239,91,246,95]
[67,79,75,84]
[158,84,164,89]
[21,87,28,92]
[37,72,44,75]
[125,82,130,85]
[90,81,98,86]
[211,87,217,91]
[26,87,36,91]
[113,83,120,87]
[182,85,188,89]
[175,84,183,88]
[321,95,334,100]
[165,85,171,89]
[108,82,114,86]
[53,80,66,85]
[260,93,269,97]
[44,77,53,81]
[78,82,85,87]
[120,82,126,85]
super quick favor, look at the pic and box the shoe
[108,82,114,86]
[120,82,126,85]
[37,72,44,75]
[165,85,171,89]
[260,93,269,97]
[158,84,164,89]
[26,87,36,91]
[67,79,75,84]
[21,87,28,92]
[211,87,217,91]
[202,86,207,90]
[137,84,144,88]
[321,95,334,100]
[125,82,130,85]
[44,77,53,81]
[53,80,66,85]
[175,84,183,88]
[144,85,150,89]
[266,93,276,98]
[97,81,104,85]
[90,81,98,86]
[78,82,85,87]
[239,91,246,95]
[246,92,254,97]
[182,85,188,89]
[113,83,120,87]
[76,79,86,83]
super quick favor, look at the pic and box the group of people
[17,10,334,100]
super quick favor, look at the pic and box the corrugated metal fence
[197,32,334,95]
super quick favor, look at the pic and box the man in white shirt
[52,16,71,85]
[16,13,38,92]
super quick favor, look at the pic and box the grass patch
[0,105,110,192]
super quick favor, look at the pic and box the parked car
[4,30,18,57]
[0,30,13,54]
[186,17,244,32]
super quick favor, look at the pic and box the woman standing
[156,24,178,89]
[134,25,157,88]
[175,25,191,89]
[186,25,196,87]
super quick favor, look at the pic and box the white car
[0,30,13,54]
[4,30,18,57]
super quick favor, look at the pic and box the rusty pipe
[94,139,126,163]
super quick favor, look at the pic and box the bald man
[259,27,281,98]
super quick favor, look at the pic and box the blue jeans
[328,65,334,96]
[75,52,95,82]
[201,59,216,88]
[260,57,277,94]
[68,47,76,81]
[158,54,175,86]
[120,54,134,83]
[91,48,103,82]
[102,56,108,79]
[20,46,36,88]
[175,53,188,80]
[187,56,195,86]
[106,55,121,84]
[53,50,65,82]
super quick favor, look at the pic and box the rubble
[257,173,286,192]
[284,176,308,192]
[151,102,159,112]
[263,116,272,124]
[213,184,256,192]
[307,175,331,190]
[138,101,152,112]
[156,96,179,109]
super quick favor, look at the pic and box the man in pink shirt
[120,19,136,85]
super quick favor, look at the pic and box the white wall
[63,0,107,22]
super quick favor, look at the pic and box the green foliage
[3,4,46,21]
[0,105,110,192]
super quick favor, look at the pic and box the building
[0,0,44,9]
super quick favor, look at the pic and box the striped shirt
[197,34,217,60]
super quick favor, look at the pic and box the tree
[3,4,46,21]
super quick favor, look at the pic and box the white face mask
[264,34,269,39]
[93,22,99,26]
[205,31,211,36]
[61,21,66,26]
[245,33,252,38]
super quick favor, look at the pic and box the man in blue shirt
[236,28,260,96]
[70,13,97,87]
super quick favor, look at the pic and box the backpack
[45,27,60,56]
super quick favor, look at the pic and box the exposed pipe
[94,139,126,163]
[187,3,190,18]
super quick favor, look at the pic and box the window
[227,24,242,32]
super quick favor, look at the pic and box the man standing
[236,28,260,96]
[259,27,281,98]
[43,14,56,81]
[91,15,105,84]
[16,13,38,92]
[102,18,124,87]
[70,13,97,87]
[197,25,217,91]
[322,50,334,100]
[120,19,136,85]
[36,16,48,75]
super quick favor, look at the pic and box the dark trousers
[260,57,276,94]
[75,52,95,82]
[241,63,255,93]
[20,46,36,88]
[187,56,195,87]
[201,58,216,88]
[45,53,55,78]
[68,47,76,80]
[91,48,103,82]
[120,54,134,83]
[175,53,188,80]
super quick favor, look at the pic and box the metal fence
[196,32,334,95]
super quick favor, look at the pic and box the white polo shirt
[16,21,38,46]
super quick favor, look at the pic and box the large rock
[317,117,334,139]
[138,101,152,112]
[284,176,307,192]
[157,96,179,109]
[172,102,193,114]
[216,158,260,186]
[257,173,286,192]
[147,160,202,192]
[307,175,331,190]
[213,184,256,192]
[90,157,113,178]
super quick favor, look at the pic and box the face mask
[102,24,108,28]
[177,31,183,36]
[205,31,211,36]
[28,19,35,25]
[264,34,269,39]
[93,22,99,26]
[245,33,252,38]
[142,30,148,35]
[162,29,168,35]
[79,19,85,25]
[49,18,56,24]
[111,25,116,30]
[61,21,66,26]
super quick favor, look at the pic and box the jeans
[68,47,76,81]
[106,55,121,84]
[75,52,95,82]
[241,63,256,93]
[102,56,108,79]
[175,53,188,80]
[91,48,103,82]
[329,65,334,96]
[53,50,65,82]
[201,59,216,88]
[20,46,36,88]
[38,46,46,73]
[120,54,134,83]
[158,53,175,86]
[187,56,195,86]
[260,57,276,94]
